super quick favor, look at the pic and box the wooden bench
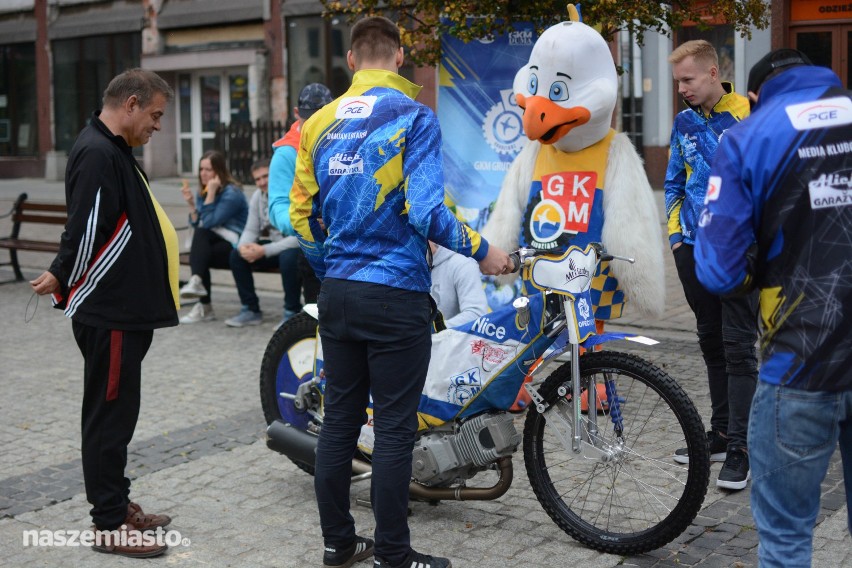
[0,193,65,282]
[0,192,278,282]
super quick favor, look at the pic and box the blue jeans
[314,279,433,565]
[228,247,301,313]
[748,381,852,567]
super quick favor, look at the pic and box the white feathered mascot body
[482,15,665,319]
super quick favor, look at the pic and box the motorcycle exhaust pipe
[351,456,514,501]
[266,420,318,467]
[267,420,514,501]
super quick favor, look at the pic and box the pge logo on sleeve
[335,96,377,119]
[786,97,852,131]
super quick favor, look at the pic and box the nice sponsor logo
[22,525,190,548]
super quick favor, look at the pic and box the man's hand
[239,243,265,263]
[30,271,60,295]
[477,245,514,276]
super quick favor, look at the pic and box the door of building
[791,24,851,87]
[176,69,249,176]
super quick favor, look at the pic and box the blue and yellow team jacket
[290,69,489,293]
[664,83,749,247]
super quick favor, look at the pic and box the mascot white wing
[480,139,539,253]
[602,132,665,318]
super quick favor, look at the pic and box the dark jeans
[73,321,153,530]
[189,227,232,305]
[314,279,433,564]
[229,247,301,313]
[673,243,758,451]
[299,252,321,304]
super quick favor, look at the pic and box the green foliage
[321,1,771,67]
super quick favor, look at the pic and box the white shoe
[180,302,215,324]
[180,275,208,301]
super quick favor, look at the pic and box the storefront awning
[157,0,264,30]
[0,14,35,44]
[48,1,144,40]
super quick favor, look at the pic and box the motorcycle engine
[411,413,521,486]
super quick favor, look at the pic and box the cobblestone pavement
[0,179,848,567]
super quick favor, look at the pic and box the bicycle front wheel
[523,351,710,554]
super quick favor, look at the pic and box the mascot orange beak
[515,93,591,144]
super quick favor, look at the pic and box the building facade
[0,0,848,184]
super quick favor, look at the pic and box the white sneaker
[180,302,215,324]
[224,308,262,327]
[179,275,208,301]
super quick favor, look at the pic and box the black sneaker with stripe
[673,429,727,464]
[323,536,374,568]
[374,548,452,568]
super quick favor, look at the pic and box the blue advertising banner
[438,24,537,231]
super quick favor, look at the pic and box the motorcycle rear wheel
[259,312,321,475]
[523,351,710,555]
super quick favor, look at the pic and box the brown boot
[126,501,171,530]
[91,522,167,558]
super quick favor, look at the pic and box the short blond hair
[669,40,718,68]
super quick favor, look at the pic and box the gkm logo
[529,200,565,244]
[542,171,597,233]
[705,176,722,204]
[335,96,377,119]
[447,367,483,405]
[483,88,525,156]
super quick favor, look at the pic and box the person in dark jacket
[31,68,178,558]
[694,49,852,567]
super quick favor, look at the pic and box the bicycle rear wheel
[523,351,710,554]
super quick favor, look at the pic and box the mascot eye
[549,81,569,102]
[528,74,538,95]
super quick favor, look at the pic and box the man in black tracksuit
[31,69,179,558]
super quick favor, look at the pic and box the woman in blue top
[179,150,248,323]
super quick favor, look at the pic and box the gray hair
[103,68,174,109]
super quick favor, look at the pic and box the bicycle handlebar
[508,243,635,274]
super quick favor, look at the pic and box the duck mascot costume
[482,6,665,321]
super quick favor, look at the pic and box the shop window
[286,15,416,119]
[287,16,353,118]
[0,43,38,157]
[52,34,140,153]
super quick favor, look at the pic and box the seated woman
[179,150,248,323]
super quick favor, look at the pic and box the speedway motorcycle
[260,243,710,554]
